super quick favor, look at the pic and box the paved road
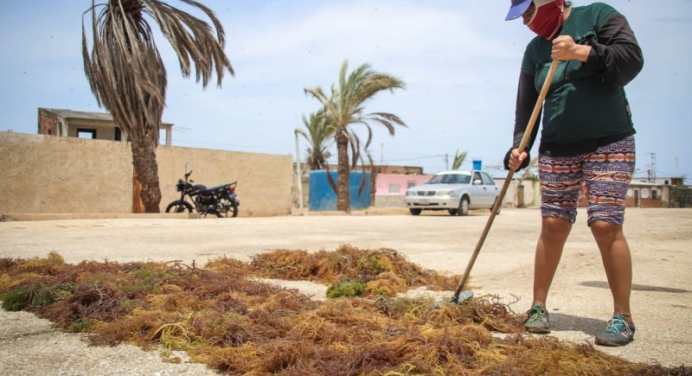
[1,208,691,367]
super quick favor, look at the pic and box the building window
[389,183,400,194]
[652,190,658,199]
[407,181,417,188]
[77,128,97,139]
[115,127,122,141]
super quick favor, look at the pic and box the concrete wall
[0,132,293,217]
[375,174,430,196]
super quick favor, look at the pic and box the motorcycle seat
[206,183,233,192]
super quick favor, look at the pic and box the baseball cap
[505,0,533,21]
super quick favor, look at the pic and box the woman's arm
[583,14,644,86]
[504,71,540,171]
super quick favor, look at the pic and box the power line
[384,154,447,162]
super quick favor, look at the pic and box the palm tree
[296,109,335,171]
[452,149,468,170]
[305,60,406,212]
[82,0,234,212]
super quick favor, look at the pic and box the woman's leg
[591,221,633,324]
[584,136,637,326]
[525,153,583,333]
[532,216,572,307]
[532,154,584,308]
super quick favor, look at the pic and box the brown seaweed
[0,249,687,376]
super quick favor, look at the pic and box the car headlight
[405,190,413,196]
[436,190,461,197]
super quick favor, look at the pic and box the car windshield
[427,173,471,184]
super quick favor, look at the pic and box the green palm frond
[304,59,406,211]
[297,109,335,170]
[452,150,468,170]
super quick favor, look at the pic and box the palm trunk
[336,129,350,212]
[130,137,162,213]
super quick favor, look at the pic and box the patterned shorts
[539,136,636,226]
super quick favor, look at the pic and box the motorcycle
[165,167,239,218]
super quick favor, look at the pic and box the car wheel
[409,208,422,216]
[448,209,458,216]
[457,197,469,216]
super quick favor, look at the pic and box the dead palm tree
[305,60,405,212]
[82,0,234,212]
[296,109,335,171]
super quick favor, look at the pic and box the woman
[504,0,644,346]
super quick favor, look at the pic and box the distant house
[37,108,174,146]
[574,175,690,208]
[626,177,690,208]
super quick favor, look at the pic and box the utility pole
[675,156,678,177]
[294,130,304,209]
[647,152,656,183]
[380,143,384,166]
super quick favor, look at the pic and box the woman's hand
[552,35,591,62]
[508,148,529,171]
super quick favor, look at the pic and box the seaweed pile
[248,245,460,298]
[0,249,686,376]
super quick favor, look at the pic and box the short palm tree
[296,109,335,171]
[305,60,406,212]
[452,150,468,170]
[82,0,234,212]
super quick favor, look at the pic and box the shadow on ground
[545,312,607,336]
[581,280,691,293]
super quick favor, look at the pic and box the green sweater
[511,2,644,160]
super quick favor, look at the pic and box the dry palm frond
[82,0,234,144]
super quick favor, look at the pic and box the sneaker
[595,315,635,346]
[525,304,550,334]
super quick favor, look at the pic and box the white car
[404,170,501,216]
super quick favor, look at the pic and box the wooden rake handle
[453,59,560,299]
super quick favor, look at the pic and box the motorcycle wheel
[219,199,239,218]
[165,200,193,213]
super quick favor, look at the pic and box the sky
[1,0,690,183]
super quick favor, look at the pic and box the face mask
[528,0,565,40]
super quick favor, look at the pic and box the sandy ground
[0,208,690,373]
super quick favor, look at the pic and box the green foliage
[356,255,383,276]
[452,150,468,170]
[69,319,93,333]
[304,60,406,211]
[326,280,367,299]
[297,109,335,170]
[1,283,73,311]
[127,266,186,294]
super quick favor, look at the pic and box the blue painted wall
[309,171,372,211]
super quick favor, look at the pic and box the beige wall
[0,132,293,217]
